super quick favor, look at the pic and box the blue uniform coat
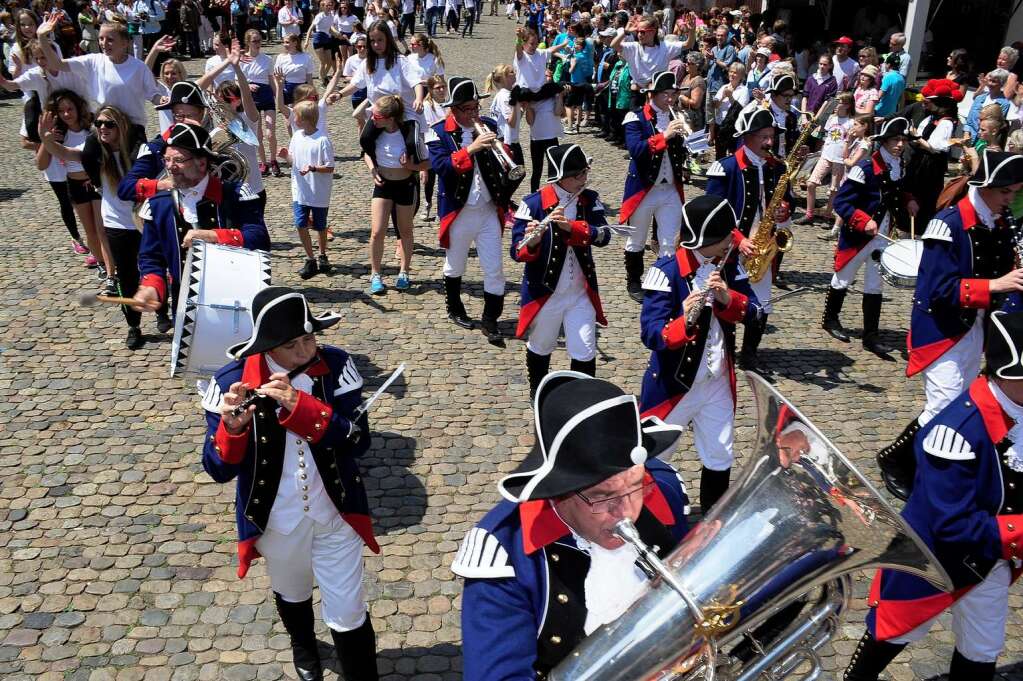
[620,104,687,224]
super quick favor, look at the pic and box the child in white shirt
[800,91,852,225]
[820,112,874,241]
[284,101,335,279]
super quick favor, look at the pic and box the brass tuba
[202,91,252,185]
[548,372,951,681]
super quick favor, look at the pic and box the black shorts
[372,176,416,206]
[565,83,590,107]
[67,176,101,204]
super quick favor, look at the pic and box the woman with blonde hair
[420,74,448,221]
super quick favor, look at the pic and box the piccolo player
[200,286,380,681]
[510,143,612,397]
[876,150,1023,501]
[638,194,761,511]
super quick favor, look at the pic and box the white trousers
[919,317,984,426]
[526,288,597,361]
[890,560,1010,663]
[443,203,506,295]
[255,515,368,632]
[830,235,885,295]
[625,183,683,257]
[662,372,735,471]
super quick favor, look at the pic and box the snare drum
[878,239,923,288]
[171,241,271,377]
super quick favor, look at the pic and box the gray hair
[989,68,1011,87]
[1000,46,1020,69]
[890,32,906,48]
[686,51,705,68]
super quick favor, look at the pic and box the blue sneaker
[395,271,410,290]
[369,274,386,295]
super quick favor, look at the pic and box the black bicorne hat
[441,76,488,107]
[155,81,206,111]
[545,143,592,183]
[226,287,342,360]
[679,195,737,249]
[497,372,685,502]
[967,149,1023,188]
[733,102,775,137]
[644,70,678,94]
[165,123,221,158]
[765,72,796,94]
[987,310,1023,380]
[871,116,918,142]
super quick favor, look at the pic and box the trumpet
[473,120,526,181]
[515,188,584,251]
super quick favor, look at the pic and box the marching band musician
[511,143,611,397]
[452,371,689,681]
[620,70,689,303]
[200,286,379,681]
[705,103,791,370]
[822,116,919,359]
[638,195,762,512]
[762,72,805,159]
[844,310,1023,681]
[427,76,522,343]
[875,150,1023,501]
[130,123,270,313]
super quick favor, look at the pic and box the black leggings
[424,168,436,207]
[106,227,142,329]
[49,181,81,241]
[529,138,559,193]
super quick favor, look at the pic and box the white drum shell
[879,239,923,289]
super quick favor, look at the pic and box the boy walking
[285,101,335,279]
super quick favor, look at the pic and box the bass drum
[170,240,271,377]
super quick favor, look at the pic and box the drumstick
[79,292,161,311]
[911,216,916,240]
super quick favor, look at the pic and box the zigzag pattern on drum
[171,243,206,378]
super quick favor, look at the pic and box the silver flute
[515,188,584,251]
[684,242,734,330]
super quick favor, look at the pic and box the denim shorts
[293,203,329,230]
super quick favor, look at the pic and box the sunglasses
[95,119,117,129]
[371,112,390,120]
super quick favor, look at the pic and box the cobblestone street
[1,16,1022,681]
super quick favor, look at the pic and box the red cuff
[647,133,667,154]
[997,515,1023,562]
[215,228,244,247]
[731,228,745,248]
[136,178,159,201]
[848,209,873,232]
[139,273,167,303]
[278,390,333,445]
[213,422,250,465]
[451,148,473,174]
[960,279,991,309]
[662,316,695,349]
[716,291,748,324]
[516,242,541,261]
[565,220,591,247]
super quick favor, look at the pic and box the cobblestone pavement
[1,19,1022,681]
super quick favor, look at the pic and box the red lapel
[675,248,699,277]
[969,377,1014,445]
[871,151,886,176]
[520,499,570,554]
[539,184,559,211]
[204,175,224,203]
[444,113,459,133]
[240,351,329,389]
[958,196,979,231]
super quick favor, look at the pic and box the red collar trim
[204,175,224,203]
[675,248,699,277]
[540,184,559,210]
[871,151,886,176]
[444,113,459,133]
[239,352,329,389]
[643,103,656,122]
[958,195,979,231]
[642,471,675,526]
[735,145,749,170]
[970,377,1014,444]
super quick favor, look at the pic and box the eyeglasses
[575,481,654,514]
[636,28,655,34]
[95,119,117,129]
[456,103,480,113]
[164,153,196,166]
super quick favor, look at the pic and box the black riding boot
[444,276,473,329]
[862,293,892,356]
[699,467,730,513]
[822,287,851,342]
[948,648,996,681]
[328,617,379,681]
[526,350,552,399]
[876,416,922,501]
[842,630,906,681]
[624,250,645,302]
[274,594,323,681]
[570,357,596,376]
[739,315,767,370]
[480,292,505,344]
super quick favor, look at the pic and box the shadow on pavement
[757,347,885,393]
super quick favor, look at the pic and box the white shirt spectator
[275,51,315,84]
[310,10,336,33]
[289,128,335,207]
[712,82,748,124]
[204,54,237,88]
[349,55,425,113]
[490,88,519,144]
[240,52,272,85]
[278,5,303,36]
[334,12,359,34]
[409,52,444,79]
[529,97,563,140]
[514,48,549,89]
[832,54,859,91]
[65,53,162,127]
[619,38,684,87]
[289,99,331,136]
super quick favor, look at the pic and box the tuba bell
[549,372,952,681]
[202,91,252,185]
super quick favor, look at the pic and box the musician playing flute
[823,116,919,359]
[200,286,380,681]
[452,372,689,680]
[427,76,521,343]
[705,103,790,370]
[639,194,761,512]
[511,143,612,397]
[130,124,270,314]
[619,70,689,303]
[844,309,1023,681]
[876,150,1023,501]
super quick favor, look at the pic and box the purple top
[803,73,838,114]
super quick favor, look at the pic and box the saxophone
[744,101,829,283]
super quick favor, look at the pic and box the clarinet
[685,243,735,331]
[229,353,320,418]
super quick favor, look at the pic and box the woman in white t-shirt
[32,120,87,257]
[204,33,237,90]
[341,33,369,134]
[513,27,565,191]
[485,63,522,165]
[801,92,853,226]
[337,21,425,123]
[0,38,75,143]
[240,29,278,177]
[278,0,303,39]
[711,62,748,158]
[305,0,338,85]
[407,33,444,80]
[419,74,448,221]
[274,34,315,104]
[333,1,360,65]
